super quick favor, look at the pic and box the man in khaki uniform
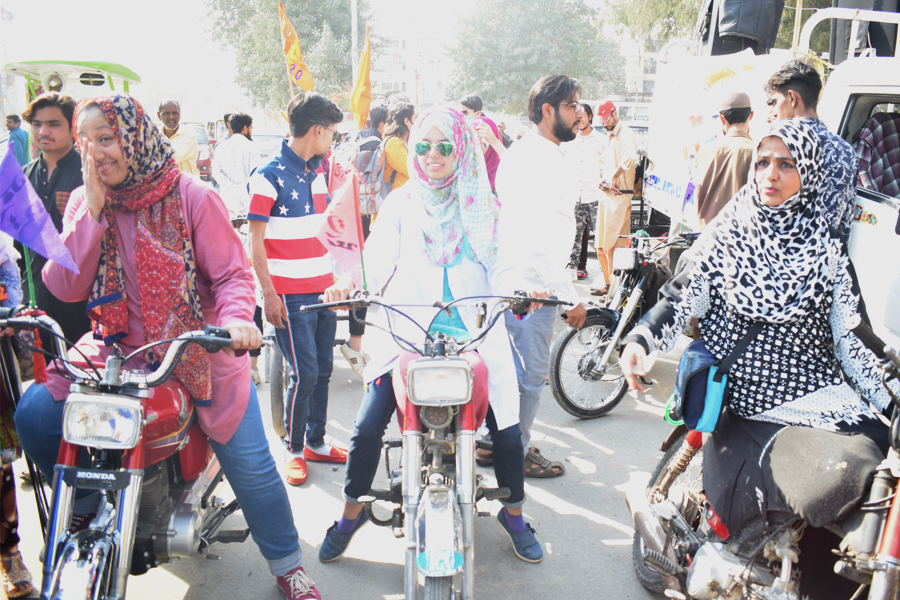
[592,99,637,296]
[694,91,754,229]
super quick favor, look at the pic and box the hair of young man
[459,94,483,113]
[6,114,20,124]
[367,105,389,129]
[384,102,416,139]
[224,113,234,124]
[581,102,594,123]
[764,60,822,111]
[719,106,753,125]
[230,113,253,134]
[287,91,343,138]
[22,93,77,128]
[527,75,581,125]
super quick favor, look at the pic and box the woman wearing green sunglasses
[321,107,551,564]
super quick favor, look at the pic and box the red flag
[316,173,365,290]
[328,151,353,195]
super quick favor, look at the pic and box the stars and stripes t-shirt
[248,141,332,294]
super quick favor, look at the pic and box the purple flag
[0,142,79,273]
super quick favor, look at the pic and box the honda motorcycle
[0,306,266,600]
[549,233,698,418]
[300,293,564,600]
[626,314,900,600]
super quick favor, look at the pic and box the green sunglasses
[414,141,456,157]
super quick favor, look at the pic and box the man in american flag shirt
[248,92,347,486]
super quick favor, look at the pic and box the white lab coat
[359,188,525,431]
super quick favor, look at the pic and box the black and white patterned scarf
[689,120,841,324]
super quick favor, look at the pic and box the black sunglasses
[414,141,456,157]
[316,123,340,142]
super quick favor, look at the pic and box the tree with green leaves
[608,0,701,43]
[446,0,625,114]
[605,0,832,50]
[206,0,373,110]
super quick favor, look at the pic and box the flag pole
[21,246,36,308]
[355,173,368,292]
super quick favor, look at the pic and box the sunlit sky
[0,0,484,128]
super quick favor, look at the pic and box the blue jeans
[342,375,526,508]
[15,382,303,576]
[505,306,559,454]
[275,292,336,452]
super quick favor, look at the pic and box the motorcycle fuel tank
[142,381,196,468]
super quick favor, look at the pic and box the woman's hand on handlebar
[323,275,355,311]
[222,321,262,357]
[619,342,647,393]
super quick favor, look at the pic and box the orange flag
[349,26,372,129]
[278,1,314,92]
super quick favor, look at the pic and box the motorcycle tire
[269,344,288,438]
[423,575,453,600]
[632,430,704,594]
[549,314,628,419]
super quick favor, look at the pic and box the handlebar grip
[846,314,887,359]
[197,325,234,353]
[0,306,21,320]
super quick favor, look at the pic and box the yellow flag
[350,26,372,129]
[278,1,314,92]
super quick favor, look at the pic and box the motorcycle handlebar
[0,307,272,387]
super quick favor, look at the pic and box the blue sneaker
[319,510,369,562]
[497,509,543,563]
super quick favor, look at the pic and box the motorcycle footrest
[642,548,677,576]
[383,438,403,449]
[364,488,394,502]
[477,486,511,502]
[213,529,250,544]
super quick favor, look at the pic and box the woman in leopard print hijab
[619,119,900,535]
[621,119,896,433]
[689,119,838,324]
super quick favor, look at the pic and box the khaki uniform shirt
[695,129,754,229]
[596,121,637,252]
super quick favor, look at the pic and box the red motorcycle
[301,293,565,600]
[0,306,266,600]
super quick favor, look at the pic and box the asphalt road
[16,257,688,600]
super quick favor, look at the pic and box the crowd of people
[0,56,895,600]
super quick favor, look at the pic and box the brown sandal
[1,550,33,599]
[524,448,565,478]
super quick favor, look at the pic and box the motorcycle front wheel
[269,344,288,438]
[423,575,453,600]
[632,430,704,593]
[549,314,628,418]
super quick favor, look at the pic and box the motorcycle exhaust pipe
[625,488,684,594]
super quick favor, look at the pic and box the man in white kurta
[496,75,587,477]
[212,113,260,218]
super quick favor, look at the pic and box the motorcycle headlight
[63,393,143,449]
[612,248,639,271]
[406,358,472,406]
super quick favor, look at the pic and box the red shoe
[303,445,348,464]
[276,566,321,600]
[285,457,308,486]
